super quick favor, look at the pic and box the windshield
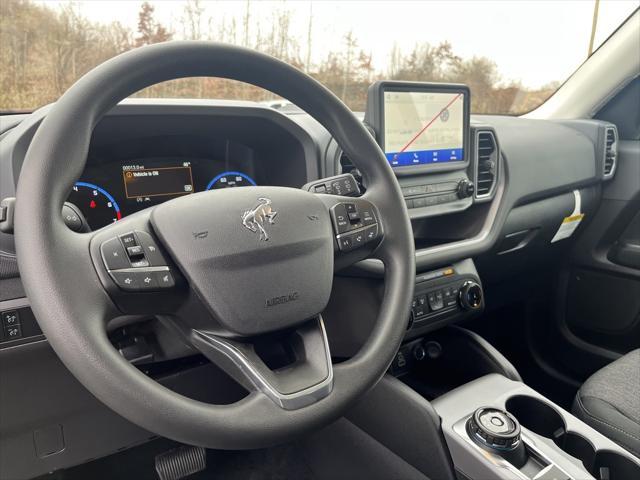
[1,0,637,114]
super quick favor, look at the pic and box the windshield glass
[1,0,637,113]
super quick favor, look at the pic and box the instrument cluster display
[69,157,258,230]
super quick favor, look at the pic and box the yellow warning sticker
[562,213,585,224]
[551,191,584,243]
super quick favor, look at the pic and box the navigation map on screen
[383,91,464,167]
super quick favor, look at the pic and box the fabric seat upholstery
[572,349,640,458]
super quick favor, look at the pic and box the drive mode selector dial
[466,407,526,467]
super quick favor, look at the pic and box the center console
[433,374,640,480]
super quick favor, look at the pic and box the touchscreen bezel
[365,81,471,175]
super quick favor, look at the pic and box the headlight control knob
[459,281,483,310]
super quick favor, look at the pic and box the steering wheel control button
[126,245,143,257]
[351,230,366,248]
[344,203,360,222]
[364,224,379,242]
[154,270,175,288]
[111,271,140,291]
[135,230,169,266]
[139,272,158,290]
[361,208,376,226]
[118,232,149,267]
[101,237,130,270]
[337,235,354,252]
[119,232,137,248]
[332,204,350,233]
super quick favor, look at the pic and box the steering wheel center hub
[150,186,334,336]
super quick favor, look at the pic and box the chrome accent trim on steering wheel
[193,316,333,410]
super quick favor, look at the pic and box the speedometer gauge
[206,171,256,190]
[67,181,121,230]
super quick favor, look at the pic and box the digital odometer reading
[123,164,194,199]
[383,91,464,167]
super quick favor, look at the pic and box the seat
[572,349,640,458]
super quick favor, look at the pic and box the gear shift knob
[466,407,527,468]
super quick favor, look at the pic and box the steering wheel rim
[14,42,415,449]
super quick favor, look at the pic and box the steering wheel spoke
[190,316,333,410]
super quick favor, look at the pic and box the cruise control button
[130,258,150,268]
[119,232,138,248]
[154,270,175,288]
[126,245,144,257]
[101,237,130,270]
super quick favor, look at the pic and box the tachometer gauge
[67,181,121,230]
[206,171,256,190]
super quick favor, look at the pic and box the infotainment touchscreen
[383,90,465,167]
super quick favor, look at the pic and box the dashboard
[0,93,618,297]
[0,95,617,268]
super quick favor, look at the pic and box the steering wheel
[14,42,415,449]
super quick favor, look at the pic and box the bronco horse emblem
[241,197,278,241]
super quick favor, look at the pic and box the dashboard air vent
[603,126,617,177]
[475,131,498,198]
